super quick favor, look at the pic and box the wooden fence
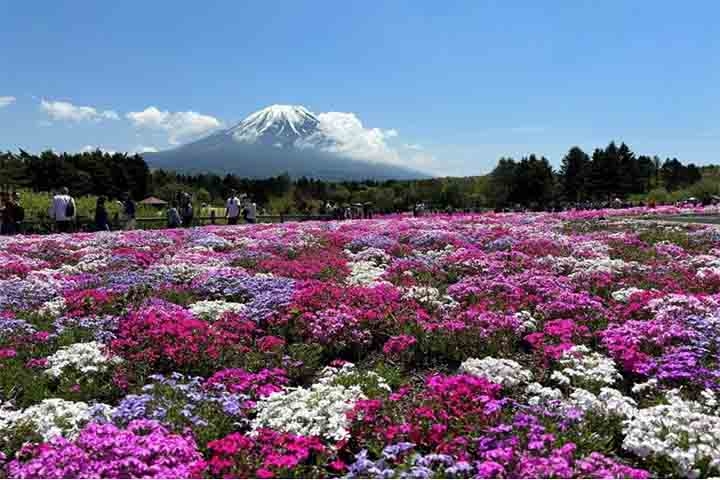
[17,213,335,234]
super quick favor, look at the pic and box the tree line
[489,142,704,209]
[0,143,711,215]
[1,149,150,200]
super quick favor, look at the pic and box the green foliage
[3,141,711,219]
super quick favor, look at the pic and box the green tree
[559,146,590,202]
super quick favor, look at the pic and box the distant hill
[143,105,430,181]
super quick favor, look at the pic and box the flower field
[2,207,720,478]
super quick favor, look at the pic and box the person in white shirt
[50,187,76,233]
[225,190,241,225]
[243,198,257,224]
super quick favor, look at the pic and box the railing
[17,213,335,234]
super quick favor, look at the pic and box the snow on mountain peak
[229,104,321,145]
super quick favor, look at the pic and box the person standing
[122,194,137,230]
[180,192,194,227]
[1,192,23,235]
[225,190,241,225]
[50,187,76,233]
[94,196,110,231]
[242,198,257,224]
[167,202,182,228]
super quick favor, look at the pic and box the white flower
[44,341,121,379]
[252,365,366,441]
[38,297,67,317]
[524,382,564,408]
[345,247,390,264]
[0,399,113,441]
[569,256,631,278]
[631,378,659,395]
[148,262,204,283]
[515,310,538,332]
[346,260,387,287]
[623,390,720,476]
[460,357,533,387]
[551,345,621,390]
[569,387,637,419]
[188,300,246,321]
[403,286,458,310]
[611,287,645,303]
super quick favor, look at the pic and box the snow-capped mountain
[143,105,429,181]
[228,105,323,147]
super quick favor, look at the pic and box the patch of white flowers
[61,253,111,274]
[524,382,565,408]
[251,364,366,441]
[569,256,631,279]
[697,266,720,280]
[0,399,113,442]
[345,247,391,264]
[569,387,637,419]
[188,232,231,250]
[403,286,458,310]
[515,310,539,333]
[551,345,621,390]
[38,296,67,318]
[346,260,388,287]
[631,377,659,395]
[188,300,246,321]
[460,357,533,388]
[44,341,122,379]
[623,389,720,477]
[149,262,204,284]
[611,287,645,303]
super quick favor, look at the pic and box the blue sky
[1,0,719,176]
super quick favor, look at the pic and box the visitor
[180,192,194,227]
[50,187,76,233]
[122,193,136,230]
[167,202,182,228]
[242,198,257,224]
[1,192,23,235]
[94,196,110,231]
[225,190,241,225]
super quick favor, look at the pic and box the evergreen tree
[559,146,590,202]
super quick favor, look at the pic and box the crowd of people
[0,188,262,235]
[3,187,717,236]
[323,202,374,220]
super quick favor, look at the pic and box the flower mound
[7,420,205,478]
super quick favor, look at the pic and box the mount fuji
[143,105,430,180]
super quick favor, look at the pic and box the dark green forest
[0,142,712,215]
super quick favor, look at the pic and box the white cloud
[298,111,401,165]
[41,99,119,122]
[0,96,16,108]
[80,144,159,155]
[134,145,158,153]
[126,106,223,145]
[80,145,117,155]
[384,129,399,138]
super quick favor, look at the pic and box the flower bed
[2,207,720,478]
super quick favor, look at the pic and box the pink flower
[25,358,48,369]
[382,334,417,357]
[32,331,51,343]
[0,348,16,359]
[257,335,285,352]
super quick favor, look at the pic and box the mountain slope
[144,105,430,181]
